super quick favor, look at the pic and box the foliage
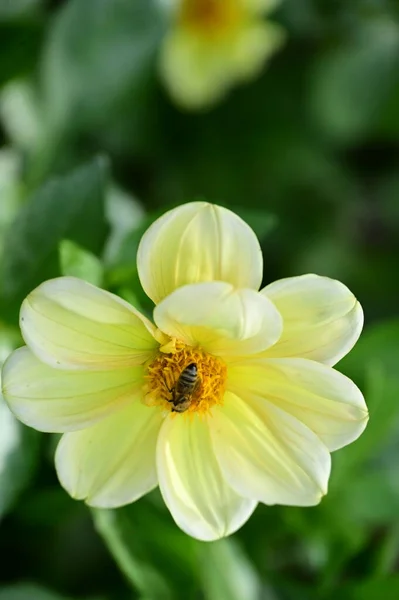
[1,0,399,598]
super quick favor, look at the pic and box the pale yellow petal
[160,30,233,108]
[20,277,158,370]
[1,347,144,432]
[157,413,256,541]
[55,401,162,507]
[228,358,368,451]
[230,21,285,82]
[210,392,331,506]
[154,282,282,356]
[137,202,263,304]
[160,12,283,110]
[261,274,364,365]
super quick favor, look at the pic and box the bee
[164,363,200,413]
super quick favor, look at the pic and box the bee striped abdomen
[176,363,198,393]
[166,363,200,413]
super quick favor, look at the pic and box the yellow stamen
[143,343,227,416]
[179,0,243,38]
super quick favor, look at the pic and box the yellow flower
[1,202,368,541]
[159,0,285,109]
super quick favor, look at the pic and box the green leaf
[332,468,399,527]
[310,18,399,142]
[104,184,145,266]
[0,157,109,321]
[274,581,320,600]
[59,240,104,287]
[0,20,43,88]
[230,206,277,242]
[105,208,164,309]
[93,496,270,600]
[0,398,40,520]
[13,487,81,528]
[92,506,174,600]
[92,496,200,599]
[0,0,43,20]
[335,320,399,462]
[0,326,39,519]
[333,364,398,478]
[0,583,104,600]
[41,0,164,143]
[197,538,265,600]
[0,148,22,242]
[0,80,42,151]
[0,585,69,600]
[339,319,399,383]
[342,577,399,600]
[330,320,399,491]
[372,524,399,578]
[0,395,40,517]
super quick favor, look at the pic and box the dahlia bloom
[1,202,368,541]
[159,0,285,109]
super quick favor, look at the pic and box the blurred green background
[1,0,399,599]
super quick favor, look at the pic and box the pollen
[143,342,227,416]
[179,0,243,38]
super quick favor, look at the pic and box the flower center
[179,0,243,38]
[144,342,227,416]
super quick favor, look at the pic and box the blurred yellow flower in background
[159,0,285,108]
[1,202,368,541]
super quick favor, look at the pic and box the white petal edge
[20,277,158,370]
[228,358,368,451]
[154,282,283,356]
[55,401,162,507]
[210,392,331,506]
[261,274,364,366]
[137,202,263,304]
[157,413,257,541]
[1,346,144,432]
